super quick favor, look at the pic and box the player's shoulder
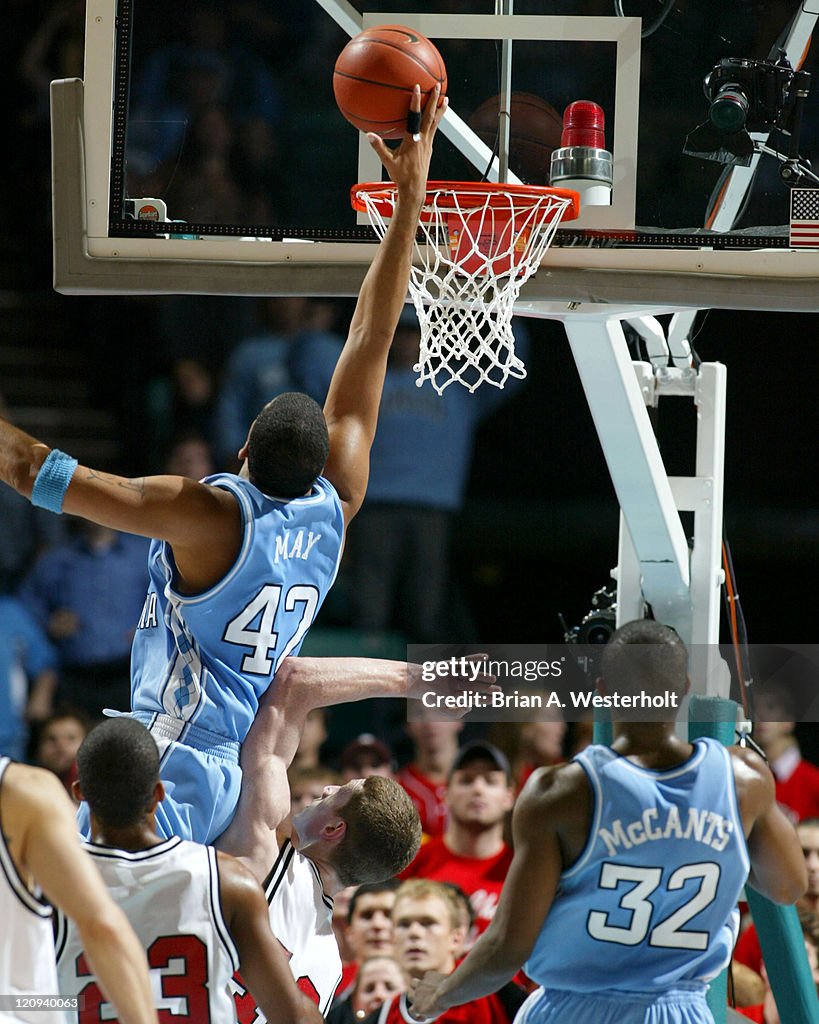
[727,744,776,808]
[3,761,65,803]
[728,743,773,780]
[515,760,590,823]
[1,762,73,836]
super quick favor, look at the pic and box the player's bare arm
[731,744,807,903]
[271,654,498,717]
[409,762,591,1018]
[0,414,242,593]
[7,764,158,1024]
[322,84,447,523]
[216,851,324,1024]
[215,677,301,880]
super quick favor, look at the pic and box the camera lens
[709,83,750,133]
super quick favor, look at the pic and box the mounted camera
[560,586,617,681]
[684,56,811,167]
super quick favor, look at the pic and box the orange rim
[352,180,580,221]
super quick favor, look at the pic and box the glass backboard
[57,0,819,307]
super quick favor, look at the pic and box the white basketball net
[356,184,575,394]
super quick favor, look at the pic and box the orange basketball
[333,25,447,139]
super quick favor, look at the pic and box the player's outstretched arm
[216,852,324,1024]
[217,654,495,879]
[321,85,447,524]
[271,654,498,715]
[0,415,241,592]
[410,765,575,1019]
[11,765,158,1024]
[732,745,807,903]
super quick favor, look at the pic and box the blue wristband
[31,449,79,514]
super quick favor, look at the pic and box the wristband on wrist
[30,449,79,514]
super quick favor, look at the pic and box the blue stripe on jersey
[130,473,344,744]
[524,738,750,995]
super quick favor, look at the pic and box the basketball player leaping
[0,757,157,1024]
[409,620,808,1024]
[0,84,446,846]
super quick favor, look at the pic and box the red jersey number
[77,935,210,1022]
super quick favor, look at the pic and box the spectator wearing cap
[340,735,396,782]
[399,741,515,945]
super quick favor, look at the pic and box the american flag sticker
[789,188,819,247]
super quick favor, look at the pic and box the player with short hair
[0,757,156,1024]
[409,620,808,1024]
[55,717,322,1024]
[0,84,447,846]
[220,651,496,1021]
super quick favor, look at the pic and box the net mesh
[356,184,576,393]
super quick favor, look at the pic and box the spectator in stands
[19,520,149,717]
[162,430,216,481]
[293,307,530,641]
[289,764,340,817]
[734,817,819,976]
[397,715,463,839]
[335,879,401,1000]
[214,297,344,466]
[327,956,405,1024]
[0,594,58,759]
[145,358,218,472]
[0,393,64,592]
[400,741,515,944]
[753,685,819,823]
[340,735,396,782]
[34,707,89,799]
[360,879,525,1023]
[736,908,819,1023]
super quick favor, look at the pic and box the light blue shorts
[515,986,712,1024]
[76,711,241,845]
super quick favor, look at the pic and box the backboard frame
[53,0,819,308]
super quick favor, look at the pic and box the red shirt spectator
[401,741,515,942]
[401,837,512,942]
[396,762,449,839]
[397,718,463,839]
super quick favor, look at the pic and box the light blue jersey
[105,473,344,843]
[525,739,749,1002]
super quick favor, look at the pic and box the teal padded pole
[688,694,737,747]
[592,707,612,746]
[689,697,819,1024]
[744,889,819,1024]
[689,696,738,1024]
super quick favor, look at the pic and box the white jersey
[55,836,239,1023]
[231,839,342,1021]
[0,759,65,1024]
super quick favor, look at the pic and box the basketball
[333,25,447,139]
[468,92,564,184]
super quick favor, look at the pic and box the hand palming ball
[333,25,447,138]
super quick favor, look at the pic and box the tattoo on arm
[86,468,146,497]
